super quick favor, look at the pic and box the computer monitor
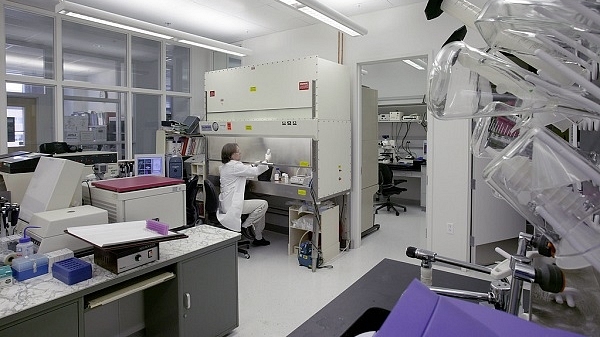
[134,154,165,177]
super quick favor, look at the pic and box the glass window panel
[133,93,160,154]
[5,7,54,78]
[132,36,161,90]
[63,88,126,159]
[6,83,55,152]
[166,44,190,93]
[62,21,126,86]
[166,96,190,123]
[7,107,24,147]
[227,56,241,68]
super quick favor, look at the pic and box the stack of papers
[65,220,187,249]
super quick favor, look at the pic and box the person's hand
[553,287,578,308]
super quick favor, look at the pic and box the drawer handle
[185,293,191,309]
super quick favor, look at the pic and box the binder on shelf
[181,138,189,156]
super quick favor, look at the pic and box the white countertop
[0,225,239,320]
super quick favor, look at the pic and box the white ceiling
[9,0,424,44]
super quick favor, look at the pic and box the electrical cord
[84,180,93,206]
[306,178,333,269]
[396,122,416,158]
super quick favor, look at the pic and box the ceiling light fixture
[55,1,251,57]
[403,59,426,70]
[277,0,367,36]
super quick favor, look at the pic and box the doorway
[7,97,37,152]
[355,56,429,247]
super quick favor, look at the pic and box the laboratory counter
[288,258,490,337]
[0,225,240,337]
[384,159,426,172]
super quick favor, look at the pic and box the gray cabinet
[180,245,238,337]
[0,229,239,337]
[0,301,80,337]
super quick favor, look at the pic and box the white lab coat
[217,160,268,232]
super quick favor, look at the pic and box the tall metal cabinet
[361,87,379,235]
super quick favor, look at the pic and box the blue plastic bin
[11,254,49,282]
[52,257,92,285]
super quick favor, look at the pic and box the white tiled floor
[228,204,428,336]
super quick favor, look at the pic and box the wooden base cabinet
[289,205,339,264]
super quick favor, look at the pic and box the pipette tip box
[11,254,49,282]
[52,257,92,285]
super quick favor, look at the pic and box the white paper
[66,220,181,247]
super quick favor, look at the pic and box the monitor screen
[134,154,165,177]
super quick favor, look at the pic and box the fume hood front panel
[205,56,350,121]
[199,120,318,138]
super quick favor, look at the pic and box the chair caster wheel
[244,254,250,259]
[395,212,400,216]
[375,210,378,214]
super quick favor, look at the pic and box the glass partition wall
[3,4,195,157]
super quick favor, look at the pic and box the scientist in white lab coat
[217,143,271,246]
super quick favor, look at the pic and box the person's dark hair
[221,143,239,163]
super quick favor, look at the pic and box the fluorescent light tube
[278,0,367,36]
[62,12,174,40]
[403,59,425,70]
[55,1,251,56]
[178,40,246,58]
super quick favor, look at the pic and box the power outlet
[446,223,455,235]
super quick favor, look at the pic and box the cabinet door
[0,301,79,337]
[180,245,238,337]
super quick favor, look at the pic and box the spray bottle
[16,226,40,258]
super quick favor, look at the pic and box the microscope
[378,136,395,163]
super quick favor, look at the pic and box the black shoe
[252,238,270,246]
[241,227,255,241]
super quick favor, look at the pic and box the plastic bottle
[274,167,281,181]
[16,226,39,258]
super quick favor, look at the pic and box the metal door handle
[184,293,191,309]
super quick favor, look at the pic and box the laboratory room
[0,0,598,336]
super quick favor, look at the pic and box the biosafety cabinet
[203,56,351,200]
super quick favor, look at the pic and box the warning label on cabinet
[299,81,309,90]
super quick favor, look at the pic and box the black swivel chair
[185,175,200,227]
[374,163,407,216]
[204,177,254,259]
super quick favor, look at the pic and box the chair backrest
[203,178,220,214]
[378,163,394,186]
[185,175,200,226]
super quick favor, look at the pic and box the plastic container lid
[11,254,49,272]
